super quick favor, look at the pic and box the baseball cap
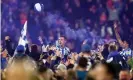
[16,45,25,53]
[81,44,91,53]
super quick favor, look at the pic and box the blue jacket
[107,51,129,69]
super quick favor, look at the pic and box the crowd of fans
[1,0,133,80]
[1,35,133,80]
[1,0,133,52]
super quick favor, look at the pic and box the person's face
[100,13,107,22]
[119,71,130,80]
[58,37,66,46]
[123,41,129,49]
[5,36,10,40]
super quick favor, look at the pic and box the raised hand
[70,59,75,64]
[51,46,57,51]
[113,21,124,47]
[71,52,78,61]
[55,50,61,57]
[5,36,10,40]
[39,54,44,60]
[42,45,48,52]
[79,52,83,57]
[38,36,43,44]
[113,21,117,29]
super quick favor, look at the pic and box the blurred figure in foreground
[88,61,115,80]
[66,69,77,80]
[130,69,133,80]
[37,65,55,80]
[6,57,38,80]
[107,44,129,79]
[119,69,131,80]
[54,63,67,80]
[76,57,88,80]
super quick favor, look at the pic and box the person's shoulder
[65,47,70,51]
[76,70,88,74]
[65,47,69,50]
[126,48,132,50]
[110,51,119,57]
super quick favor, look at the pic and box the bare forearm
[114,27,123,46]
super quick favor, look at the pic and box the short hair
[59,35,67,40]
[122,38,131,46]
[104,44,109,49]
[67,69,77,80]
[78,57,88,68]
[92,61,115,77]
[120,69,130,73]
[31,44,38,52]
[109,45,118,52]
[67,64,74,70]
[38,65,48,74]
[102,62,116,77]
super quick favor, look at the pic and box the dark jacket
[28,52,40,61]
[5,40,14,56]
[107,51,129,79]
[102,48,109,60]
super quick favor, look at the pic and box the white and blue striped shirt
[56,46,70,57]
[120,48,133,58]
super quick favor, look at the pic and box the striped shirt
[120,48,133,59]
[56,46,70,57]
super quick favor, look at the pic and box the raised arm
[38,36,44,45]
[5,36,14,57]
[38,36,46,53]
[113,22,124,47]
